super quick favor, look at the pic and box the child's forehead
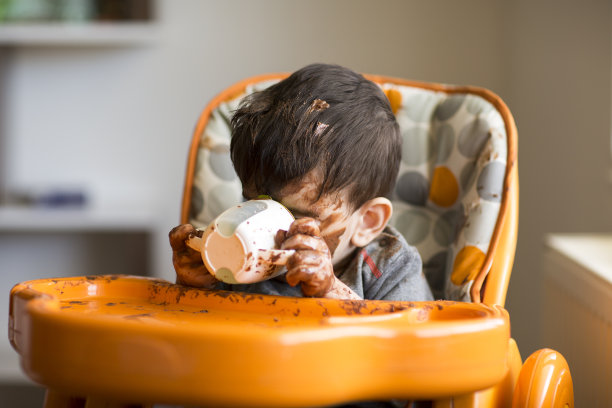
[278,171,323,203]
[279,182,349,219]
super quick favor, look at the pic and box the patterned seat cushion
[188,79,507,302]
[381,85,507,301]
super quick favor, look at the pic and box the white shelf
[0,22,158,46]
[0,206,158,232]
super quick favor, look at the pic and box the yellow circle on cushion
[451,245,486,285]
[384,88,402,115]
[429,166,459,207]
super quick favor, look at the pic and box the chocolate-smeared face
[270,171,362,268]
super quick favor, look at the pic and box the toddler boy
[170,63,433,302]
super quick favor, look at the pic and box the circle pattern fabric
[381,86,507,301]
[190,79,508,302]
[396,171,429,206]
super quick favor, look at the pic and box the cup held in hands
[186,199,295,284]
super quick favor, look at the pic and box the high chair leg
[83,398,152,408]
[433,394,476,408]
[44,389,85,408]
[43,389,152,408]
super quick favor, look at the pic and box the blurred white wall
[2,0,612,363]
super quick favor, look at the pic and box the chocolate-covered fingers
[285,253,334,297]
[286,217,321,238]
[169,224,216,288]
[281,233,329,253]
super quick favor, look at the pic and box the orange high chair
[9,72,573,408]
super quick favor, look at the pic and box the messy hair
[230,63,401,210]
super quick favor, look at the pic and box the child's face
[278,187,361,268]
[246,171,361,268]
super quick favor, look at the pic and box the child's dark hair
[230,63,401,210]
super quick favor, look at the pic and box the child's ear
[350,197,393,248]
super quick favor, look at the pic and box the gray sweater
[218,226,433,302]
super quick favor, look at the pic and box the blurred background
[0,0,611,406]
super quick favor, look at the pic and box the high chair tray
[9,275,510,407]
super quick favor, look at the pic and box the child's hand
[169,224,218,288]
[279,218,335,297]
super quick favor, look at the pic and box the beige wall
[503,0,612,355]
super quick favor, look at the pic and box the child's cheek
[319,211,344,232]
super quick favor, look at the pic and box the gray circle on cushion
[423,250,450,300]
[477,161,506,202]
[434,205,464,247]
[434,95,465,121]
[458,117,490,158]
[434,123,455,163]
[395,208,431,245]
[396,171,429,206]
